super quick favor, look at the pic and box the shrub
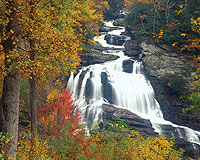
[0,132,13,160]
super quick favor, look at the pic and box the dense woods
[0,0,199,159]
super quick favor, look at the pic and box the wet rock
[81,42,119,66]
[99,25,120,33]
[80,52,119,66]
[101,72,114,104]
[123,59,133,73]
[92,41,105,52]
[159,124,200,159]
[85,74,93,104]
[104,34,126,46]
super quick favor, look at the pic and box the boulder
[102,104,157,137]
[104,34,126,46]
[80,42,119,66]
[101,72,114,104]
[80,52,119,66]
[124,40,142,57]
[122,59,133,73]
[99,25,120,33]
[113,18,124,26]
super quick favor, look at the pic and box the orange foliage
[0,0,108,82]
[37,89,91,159]
[37,89,82,136]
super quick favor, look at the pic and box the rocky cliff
[123,27,200,132]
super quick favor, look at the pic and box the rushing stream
[67,20,200,157]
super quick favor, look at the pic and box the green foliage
[0,132,13,160]
[183,93,200,118]
[17,128,184,160]
[104,0,124,19]
[125,0,200,54]
[168,74,188,95]
[48,126,87,160]
[160,74,187,95]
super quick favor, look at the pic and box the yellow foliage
[17,134,54,160]
[0,0,108,83]
[179,5,184,9]
[88,130,183,160]
[180,33,187,37]
[46,89,61,103]
[172,42,178,47]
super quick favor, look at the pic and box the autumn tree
[0,0,23,159]
[0,0,108,158]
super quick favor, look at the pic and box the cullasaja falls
[67,20,200,157]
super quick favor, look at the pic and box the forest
[0,0,199,159]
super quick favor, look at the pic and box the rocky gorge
[68,15,200,159]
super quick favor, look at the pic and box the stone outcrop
[141,42,195,88]
[124,40,142,57]
[137,41,200,131]
[80,42,119,66]
[102,104,157,137]
[113,18,124,26]
[80,52,119,66]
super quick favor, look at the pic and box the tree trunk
[1,69,21,160]
[0,1,22,159]
[29,40,37,136]
[30,77,37,136]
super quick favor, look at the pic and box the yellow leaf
[180,33,187,37]
[179,4,183,8]
[10,29,14,34]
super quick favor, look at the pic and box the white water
[67,21,200,147]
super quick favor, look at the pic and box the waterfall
[66,71,74,91]
[132,61,141,74]
[67,20,200,150]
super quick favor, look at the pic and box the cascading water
[67,20,200,157]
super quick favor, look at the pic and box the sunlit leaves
[37,89,81,136]
[86,129,183,160]
[0,0,108,83]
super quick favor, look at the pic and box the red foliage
[37,89,84,136]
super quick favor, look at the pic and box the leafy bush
[183,93,200,118]
[17,134,53,160]
[17,89,88,159]
[88,129,183,160]
[17,89,183,160]
[0,132,13,160]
